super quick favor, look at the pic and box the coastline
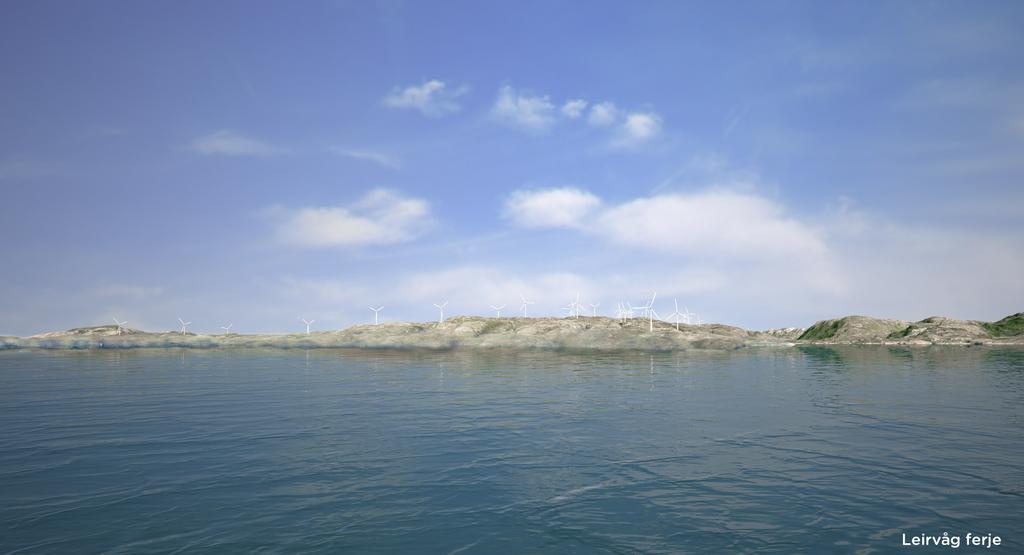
[3,314,1022,351]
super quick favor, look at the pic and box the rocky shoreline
[2,313,1022,351]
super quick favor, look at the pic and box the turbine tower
[433,301,448,323]
[667,299,684,331]
[519,293,535,317]
[113,317,127,335]
[640,292,658,332]
[369,306,383,325]
[490,304,506,318]
[300,318,314,335]
[589,302,600,317]
[178,318,192,335]
[220,323,233,335]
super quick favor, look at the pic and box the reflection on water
[1,347,1023,554]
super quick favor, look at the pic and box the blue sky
[1,0,1022,335]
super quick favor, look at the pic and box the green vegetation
[981,313,1024,337]
[798,319,844,340]
[888,326,914,339]
[479,320,509,335]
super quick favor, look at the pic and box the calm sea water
[1,347,1023,554]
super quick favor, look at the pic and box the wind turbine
[490,304,506,318]
[639,292,658,332]
[178,318,191,335]
[300,318,314,335]
[666,299,684,331]
[369,306,383,325]
[519,293,535,317]
[589,302,600,317]
[433,301,448,323]
[220,323,233,335]
[112,317,127,335]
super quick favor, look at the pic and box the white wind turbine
[639,292,659,332]
[519,293,535,317]
[562,292,582,319]
[683,306,695,325]
[300,318,314,335]
[589,302,600,317]
[178,318,191,335]
[112,317,127,335]
[220,323,233,335]
[369,306,383,325]
[490,304,506,318]
[433,301,448,323]
[666,299,684,331]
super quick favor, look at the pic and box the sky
[1,0,1023,335]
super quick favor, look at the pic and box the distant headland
[2,313,1022,351]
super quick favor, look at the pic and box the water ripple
[1,347,1023,553]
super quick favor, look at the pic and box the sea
[1,347,1022,554]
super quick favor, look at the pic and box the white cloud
[596,190,825,257]
[588,101,619,126]
[618,112,662,145]
[504,186,825,260]
[561,99,588,119]
[502,187,602,229]
[329,147,400,168]
[487,89,664,147]
[396,266,604,319]
[276,189,433,247]
[383,79,465,117]
[491,86,557,131]
[190,130,283,156]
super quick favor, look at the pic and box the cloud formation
[504,186,824,259]
[329,147,400,168]
[618,112,662,145]
[383,80,465,117]
[502,187,602,229]
[276,189,433,247]
[190,130,283,156]
[597,190,824,257]
[561,99,588,119]
[491,86,557,131]
[588,101,619,126]
[487,87,663,147]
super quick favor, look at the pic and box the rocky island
[2,312,1022,351]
